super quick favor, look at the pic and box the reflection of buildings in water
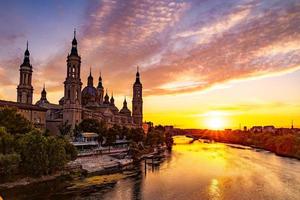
[132,170,143,200]
[209,178,221,200]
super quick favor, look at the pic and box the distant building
[0,31,144,134]
[263,126,276,133]
[164,125,174,132]
[250,126,263,133]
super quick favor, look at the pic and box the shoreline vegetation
[182,129,300,160]
[0,107,173,192]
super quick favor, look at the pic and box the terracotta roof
[0,99,47,111]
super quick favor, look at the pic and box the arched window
[67,89,71,99]
[72,65,76,78]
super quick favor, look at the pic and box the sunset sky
[0,0,300,129]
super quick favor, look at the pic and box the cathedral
[0,31,143,134]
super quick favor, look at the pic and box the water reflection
[209,178,221,200]
[100,136,300,200]
[1,136,300,200]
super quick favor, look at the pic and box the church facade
[1,31,143,134]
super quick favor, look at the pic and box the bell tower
[17,41,33,104]
[132,66,143,127]
[63,29,82,128]
[97,71,104,104]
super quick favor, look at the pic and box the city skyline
[0,0,300,129]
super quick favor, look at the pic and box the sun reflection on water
[209,178,221,200]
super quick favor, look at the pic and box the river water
[1,136,300,200]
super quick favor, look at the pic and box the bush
[62,139,78,161]
[0,153,21,177]
[47,137,67,173]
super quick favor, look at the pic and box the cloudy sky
[0,0,300,129]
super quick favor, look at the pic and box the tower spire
[71,29,78,56]
[132,66,143,127]
[135,65,140,84]
[87,67,93,86]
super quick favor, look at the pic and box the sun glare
[204,111,227,130]
[207,117,224,130]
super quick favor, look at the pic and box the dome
[82,86,97,96]
[82,85,97,106]
[120,107,131,116]
[35,99,49,105]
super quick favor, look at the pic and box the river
[1,136,300,200]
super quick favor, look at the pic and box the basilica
[0,31,143,134]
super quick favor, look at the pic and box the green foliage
[0,127,15,154]
[189,130,300,159]
[145,130,164,146]
[79,118,106,134]
[58,121,72,137]
[0,111,78,180]
[62,138,78,161]
[128,128,145,143]
[17,132,49,176]
[0,153,20,178]
[78,118,107,145]
[73,124,81,138]
[105,126,118,146]
[165,132,174,149]
[47,137,67,173]
[0,107,33,135]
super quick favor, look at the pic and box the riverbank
[186,132,300,160]
[0,145,166,193]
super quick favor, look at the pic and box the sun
[204,111,227,130]
[207,117,224,130]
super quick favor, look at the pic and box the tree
[105,127,118,146]
[0,153,20,179]
[79,118,107,145]
[0,127,15,154]
[17,131,49,176]
[165,131,174,150]
[58,121,72,137]
[145,130,164,147]
[62,138,78,161]
[79,118,103,133]
[129,128,145,143]
[73,124,81,139]
[121,126,130,140]
[0,107,33,135]
[47,137,67,173]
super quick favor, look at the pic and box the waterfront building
[0,31,143,134]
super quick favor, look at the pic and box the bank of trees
[189,129,300,159]
[76,119,173,152]
[0,108,77,181]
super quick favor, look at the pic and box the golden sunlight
[204,111,227,130]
